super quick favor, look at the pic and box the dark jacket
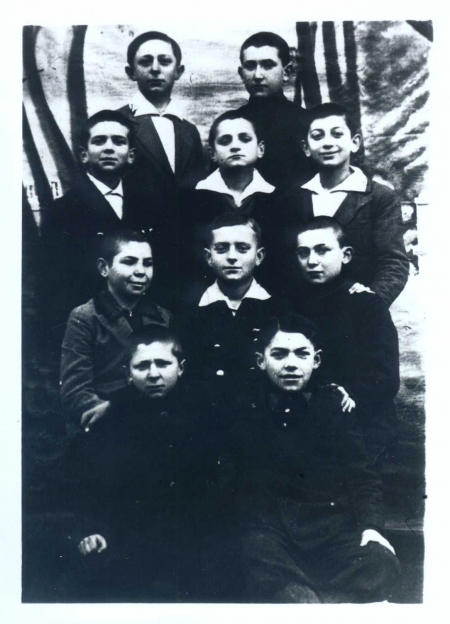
[117,105,206,205]
[68,383,220,544]
[292,277,400,438]
[228,382,385,533]
[282,178,409,306]
[236,93,312,189]
[61,289,172,426]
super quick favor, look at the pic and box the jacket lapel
[77,176,123,230]
[133,114,174,179]
[333,179,373,225]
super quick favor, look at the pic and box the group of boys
[38,29,410,603]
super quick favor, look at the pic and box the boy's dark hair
[98,229,151,266]
[79,110,135,149]
[306,102,359,137]
[124,325,184,365]
[127,31,182,67]
[208,110,262,148]
[240,32,291,67]
[296,216,348,248]
[257,312,321,352]
[205,212,262,247]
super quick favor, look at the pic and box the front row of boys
[63,210,401,600]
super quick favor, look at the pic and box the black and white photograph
[11,4,440,618]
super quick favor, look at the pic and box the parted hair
[79,110,135,149]
[305,102,360,137]
[257,312,322,352]
[127,31,182,66]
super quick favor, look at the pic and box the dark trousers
[241,501,401,603]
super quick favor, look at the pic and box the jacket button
[214,344,220,348]
[216,370,224,376]
[161,411,168,417]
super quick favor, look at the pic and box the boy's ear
[313,349,322,369]
[80,147,89,164]
[174,64,185,81]
[127,147,136,165]
[238,66,244,82]
[177,359,186,377]
[257,140,265,160]
[342,246,354,265]
[125,65,135,81]
[350,133,362,154]
[97,257,109,278]
[255,246,266,266]
[123,364,132,384]
[301,139,311,157]
[282,62,293,83]
[204,248,212,266]
[208,145,217,163]
[256,352,266,371]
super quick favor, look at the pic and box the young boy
[228,312,400,603]
[283,102,409,306]
[292,216,400,460]
[61,230,172,433]
[68,326,222,601]
[118,31,205,204]
[181,110,278,294]
[180,212,283,404]
[236,32,311,188]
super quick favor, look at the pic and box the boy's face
[257,330,321,394]
[98,241,153,301]
[212,118,264,170]
[239,45,288,98]
[127,39,184,101]
[296,228,352,285]
[80,121,134,177]
[205,224,265,284]
[129,341,184,399]
[303,115,361,168]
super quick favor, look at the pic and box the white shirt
[199,278,271,315]
[301,166,368,217]
[196,169,275,207]
[130,91,186,173]
[87,173,124,220]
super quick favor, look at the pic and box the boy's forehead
[131,341,176,362]
[267,330,314,351]
[216,118,256,138]
[89,121,130,140]
[115,240,152,257]
[134,39,175,60]
[309,115,350,133]
[211,224,257,245]
[242,45,282,64]
[297,227,340,247]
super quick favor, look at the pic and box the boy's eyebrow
[270,347,289,354]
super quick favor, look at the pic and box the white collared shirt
[196,169,275,207]
[199,278,271,314]
[87,173,124,219]
[301,166,368,217]
[130,91,186,173]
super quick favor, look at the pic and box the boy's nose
[150,61,161,73]
[307,253,319,265]
[148,363,160,378]
[254,65,264,79]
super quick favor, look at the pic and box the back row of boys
[44,30,409,602]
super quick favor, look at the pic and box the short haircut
[127,31,182,67]
[124,325,184,364]
[257,312,321,352]
[296,216,348,248]
[306,102,359,137]
[208,110,261,147]
[240,32,291,67]
[79,110,135,149]
[97,229,151,266]
[205,212,262,247]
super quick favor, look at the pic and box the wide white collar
[196,168,275,206]
[129,91,186,120]
[302,166,368,194]
[87,173,123,197]
[198,278,271,310]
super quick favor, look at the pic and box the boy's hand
[348,282,375,295]
[360,529,395,555]
[78,534,107,556]
[329,384,356,413]
[81,401,111,430]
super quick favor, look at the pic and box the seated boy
[180,212,283,404]
[292,216,400,461]
[68,326,222,601]
[61,230,172,433]
[229,312,400,603]
[181,109,279,293]
[282,102,409,306]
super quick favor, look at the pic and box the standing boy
[229,312,400,603]
[292,216,400,461]
[236,32,311,188]
[283,102,409,306]
[61,230,171,433]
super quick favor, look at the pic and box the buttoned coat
[61,290,172,426]
[281,178,409,306]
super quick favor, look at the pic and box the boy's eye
[158,56,173,65]
[90,137,106,145]
[120,257,137,265]
[309,132,323,141]
[112,137,128,146]
[155,360,171,368]
[217,136,232,146]
[238,134,253,143]
[236,245,251,253]
[261,61,277,70]
[297,249,309,259]
[243,61,257,71]
[143,259,153,267]
[213,245,228,254]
